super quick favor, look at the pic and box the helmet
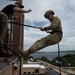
[44,10,55,18]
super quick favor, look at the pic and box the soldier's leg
[0,12,11,56]
[18,34,61,59]
[0,12,8,44]
[26,34,60,53]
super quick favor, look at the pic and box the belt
[50,31,63,35]
[51,31,63,40]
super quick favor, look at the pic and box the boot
[17,47,30,60]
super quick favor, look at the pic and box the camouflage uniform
[27,10,63,54]
[0,12,12,57]
[0,12,8,47]
[28,17,62,54]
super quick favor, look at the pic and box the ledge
[0,55,18,73]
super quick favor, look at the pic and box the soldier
[17,10,63,60]
[0,2,31,56]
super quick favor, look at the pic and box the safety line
[8,22,39,29]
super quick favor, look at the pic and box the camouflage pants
[0,12,8,45]
[28,34,62,53]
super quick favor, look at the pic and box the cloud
[23,0,75,52]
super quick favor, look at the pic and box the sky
[23,0,75,52]
[0,0,75,52]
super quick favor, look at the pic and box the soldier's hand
[28,9,32,12]
[39,27,45,31]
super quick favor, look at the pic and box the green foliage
[39,56,52,64]
[38,54,75,67]
[23,60,27,64]
[54,54,75,67]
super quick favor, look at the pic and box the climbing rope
[57,43,61,75]
[8,22,53,34]
[8,22,39,29]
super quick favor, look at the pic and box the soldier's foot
[17,47,30,60]
[23,51,30,60]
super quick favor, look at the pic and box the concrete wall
[0,64,12,75]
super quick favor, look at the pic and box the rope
[57,43,61,75]
[8,22,39,29]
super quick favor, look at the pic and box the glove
[39,27,45,31]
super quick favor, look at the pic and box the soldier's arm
[13,7,31,13]
[45,17,60,30]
